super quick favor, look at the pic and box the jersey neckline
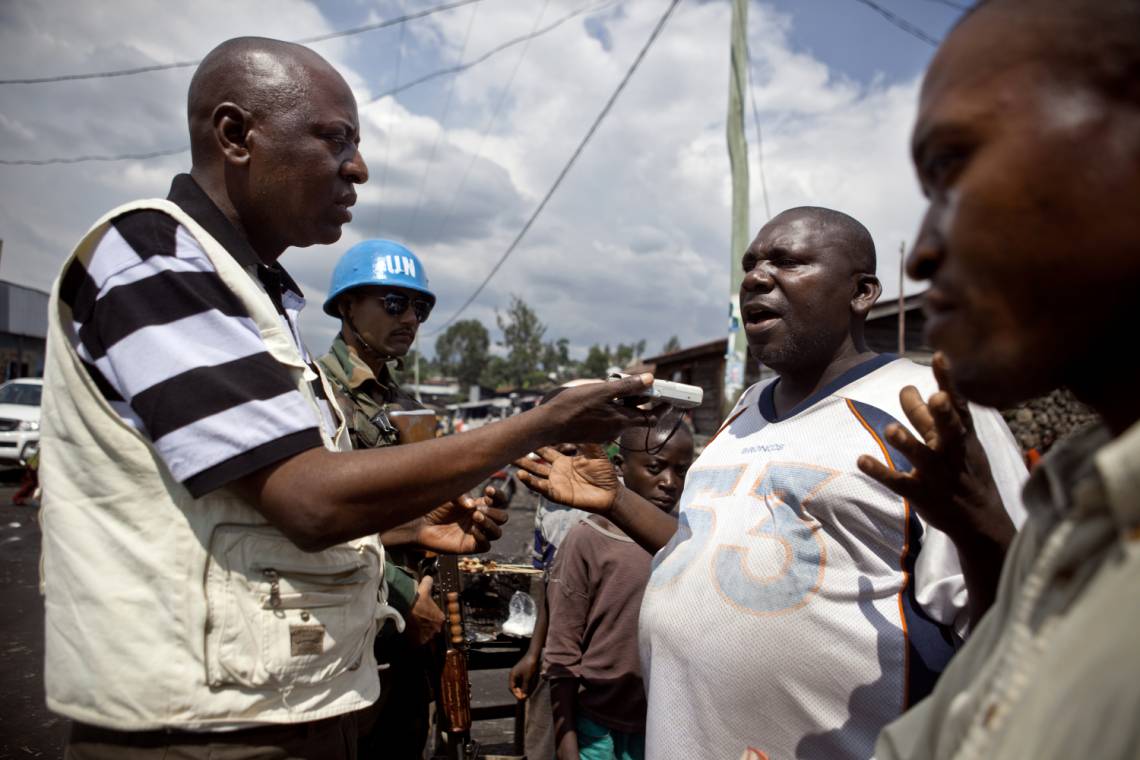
[758,353,899,423]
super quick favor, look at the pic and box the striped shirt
[58,174,333,498]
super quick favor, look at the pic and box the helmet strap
[345,315,404,371]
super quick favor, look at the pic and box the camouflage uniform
[318,335,434,758]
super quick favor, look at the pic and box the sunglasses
[374,292,434,323]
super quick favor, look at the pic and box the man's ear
[213,102,253,166]
[851,274,882,318]
[336,297,353,322]
[612,452,625,469]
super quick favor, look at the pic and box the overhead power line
[1,1,601,168]
[921,0,969,10]
[0,0,484,85]
[362,0,609,106]
[0,146,188,166]
[850,0,940,47]
[378,21,409,202]
[432,0,555,242]
[744,41,772,222]
[0,0,606,166]
[429,0,683,335]
[404,1,481,240]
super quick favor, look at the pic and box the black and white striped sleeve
[58,209,323,497]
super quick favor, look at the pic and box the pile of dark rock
[1001,388,1099,454]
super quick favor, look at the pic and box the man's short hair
[773,206,877,275]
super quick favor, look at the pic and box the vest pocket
[205,524,381,690]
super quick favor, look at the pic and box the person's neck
[1069,366,1140,438]
[190,167,283,265]
[342,329,389,380]
[771,341,876,418]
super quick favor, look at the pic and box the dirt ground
[0,472,539,759]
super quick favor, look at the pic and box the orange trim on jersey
[741,749,770,760]
[845,398,913,710]
[708,406,750,447]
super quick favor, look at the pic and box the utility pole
[897,242,906,356]
[414,330,423,403]
[723,0,750,418]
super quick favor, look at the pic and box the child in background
[544,424,694,760]
[509,382,599,760]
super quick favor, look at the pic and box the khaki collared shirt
[876,419,1140,759]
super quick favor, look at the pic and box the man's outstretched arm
[514,444,678,555]
[237,374,655,551]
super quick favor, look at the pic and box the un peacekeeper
[40,36,653,760]
[318,239,481,757]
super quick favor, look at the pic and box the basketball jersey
[638,355,1027,760]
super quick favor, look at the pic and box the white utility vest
[40,199,388,731]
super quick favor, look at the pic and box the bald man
[40,37,651,759]
[517,207,1027,760]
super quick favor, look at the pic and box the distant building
[636,292,929,435]
[401,378,463,406]
[864,291,930,362]
[0,280,48,380]
[636,339,763,436]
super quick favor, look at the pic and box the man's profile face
[738,215,858,375]
[344,285,422,359]
[908,6,1140,407]
[246,63,368,251]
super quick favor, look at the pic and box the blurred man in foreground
[867,1,1140,757]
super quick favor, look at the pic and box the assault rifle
[434,551,478,760]
[387,409,477,759]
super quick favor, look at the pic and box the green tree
[496,295,547,389]
[581,343,612,379]
[479,355,510,390]
[392,348,437,385]
[434,319,490,390]
[541,337,573,382]
[662,335,682,354]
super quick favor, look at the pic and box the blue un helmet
[323,239,436,317]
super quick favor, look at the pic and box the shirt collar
[166,173,304,298]
[1094,416,1140,531]
[330,335,398,399]
[1021,419,1140,534]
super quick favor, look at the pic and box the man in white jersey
[517,206,1027,760]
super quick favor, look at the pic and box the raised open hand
[416,491,509,555]
[515,444,621,513]
[856,352,1015,546]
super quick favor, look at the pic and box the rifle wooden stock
[439,648,472,733]
[434,554,478,758]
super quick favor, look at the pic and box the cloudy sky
[0,0,964,360]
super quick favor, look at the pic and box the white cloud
[0,0,931,364]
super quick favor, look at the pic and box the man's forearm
[609,487,679,555]
[550,677,580,760]
[527,581,549,659]
[243,408,553,550]
[380,518,424,548]
[954,522,1016,626]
